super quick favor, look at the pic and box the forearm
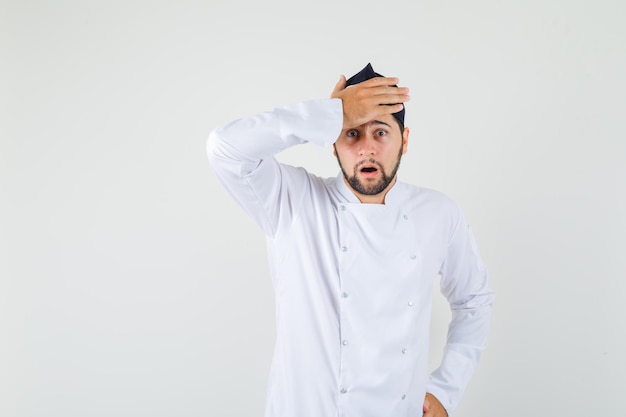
[426,297,493,413]
[207,98,343,171]
[427,208,495,413]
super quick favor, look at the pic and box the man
[207,64,494,417]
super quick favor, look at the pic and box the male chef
[207,64,494,417]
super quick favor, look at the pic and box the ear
[333,143,337,157]
[401,127,410,155]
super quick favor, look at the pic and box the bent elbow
[206,129,222,162]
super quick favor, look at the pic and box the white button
[342,292,349,298]
[403,214,408,220]
[340,205,346,211]
[342,340,349,346]
[410,254,416,260]
[401,348,407,354]
[341,246,348,252]
[401,394,406,400]
[340,388,347,394]
[408,301,414,307]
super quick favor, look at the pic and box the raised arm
[207,99,343,237]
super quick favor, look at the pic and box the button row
[339,205,410,223]
[340,245,416,261]
[339,387,407,401]
[338,238,413,259]
[341,291,412,307]
[340,339,408,354]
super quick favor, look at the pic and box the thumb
[423,398,430,414]
[331,74,346,97]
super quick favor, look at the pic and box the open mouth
[359,164,380,178]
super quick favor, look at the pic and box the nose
[358,134,377,156]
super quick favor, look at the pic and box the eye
[375,129,387,137]
[346,130,359,138]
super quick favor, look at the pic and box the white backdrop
[2,1,624,416]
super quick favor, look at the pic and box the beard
[336,146,403,196]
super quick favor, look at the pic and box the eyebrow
[344,120,393,133]
[371,120,392,128]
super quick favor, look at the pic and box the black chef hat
[345,63,405,125]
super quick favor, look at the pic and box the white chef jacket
[207,98,494,417]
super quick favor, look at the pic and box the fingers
[359,76,400,87]
[361,84,410,106]
[358,86,409,111]
[330,74,347,98]
[375,103,405,116]
[359,79,409,99]
[335,74,409,129]
[367,91,410,106]
[422,393,448,417]
[371,86,410,97]
[333,75,407,98]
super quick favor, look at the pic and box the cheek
[335,146,354,161]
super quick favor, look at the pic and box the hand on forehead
[344,63,406,126]
[331,64,410,131]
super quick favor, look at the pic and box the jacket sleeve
[426,206,495,414]
[206,98,343,238]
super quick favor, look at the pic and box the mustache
[355,158,383,169]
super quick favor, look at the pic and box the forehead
[352,114,397,130]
